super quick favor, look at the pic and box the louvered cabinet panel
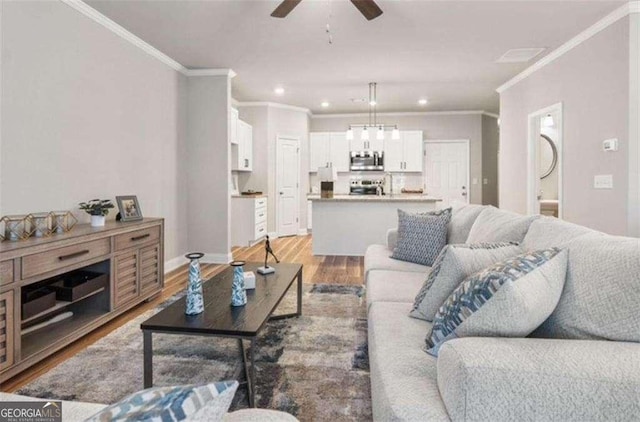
[139,245,161,295]
[113,252,139,308]
[0,291,14,371]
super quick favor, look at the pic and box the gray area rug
[18,283,371,421]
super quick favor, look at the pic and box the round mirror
[540,134,558,179]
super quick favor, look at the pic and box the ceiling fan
[271,0,383,21]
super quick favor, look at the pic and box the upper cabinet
[349,128,384,152]
[309,132,349,173]
[384,130,423,172]
[231,114,253,172]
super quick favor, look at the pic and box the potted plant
[79,199,114,227]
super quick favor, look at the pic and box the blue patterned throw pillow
[391,208,452,267]
[425,248,568,356]
[410,242,522,321]
[85,381,238,422]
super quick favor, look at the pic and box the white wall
[499,17,631,235]
[310,113,486,204]
[186,75,232,261]
[238,104,310,234]
[629,12,640,237]
[0,1,189,261]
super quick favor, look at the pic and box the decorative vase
[185,253,205,315]
[230,261,247,307]
[91,215,106,227]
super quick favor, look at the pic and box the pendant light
[361,126,369,140]
[376,126,385,140]
[391,126,400,140]
[346,126,354,140]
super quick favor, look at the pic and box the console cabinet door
[139,245,161,296]
[113,251,139,308]
[0,291,14,371]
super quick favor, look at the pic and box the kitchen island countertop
[307,194,441,202]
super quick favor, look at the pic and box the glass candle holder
[3,215,34,241]
[31,212,55,237]
[52,211,77,234]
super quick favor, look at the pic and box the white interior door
[277,137,300,237]
[424,141,469,207]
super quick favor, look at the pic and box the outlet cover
[594,174,613,189]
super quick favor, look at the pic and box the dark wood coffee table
[140,262,303,407]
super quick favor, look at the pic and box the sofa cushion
[534,233,640,342]
[437,337,640,422]
[86,381,238,422]
[466,206,538,244]
[523,216,599,250]
[410,242,522,321]
[391,208,452,267]
[0,392,106,422]
[368,302,450,421]
[448,204,486,244]
[366,270,428,309]
[224,409,299,421]
[364,244,430,279]
[426,248,567,356]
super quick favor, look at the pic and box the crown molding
[61,0,187,73]
[236,101,312,115]
[497,2,637,93]
[311,110,493,119]
[183,68,237,78]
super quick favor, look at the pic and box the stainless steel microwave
[350,151,384,171]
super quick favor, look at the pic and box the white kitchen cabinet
[349,128,384,151]
[402,131,423,172]
[383,130,423,172]
[231,196,267,246]
[309,132,349,172]
[230,108,239,145]
[232,120,253,171]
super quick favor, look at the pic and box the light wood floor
[2,234,364,392]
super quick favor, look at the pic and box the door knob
[279,192,284,195]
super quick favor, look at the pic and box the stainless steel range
[350,178,385,195]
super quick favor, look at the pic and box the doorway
[276,135,300,237]
[527,103,563,218]
[424,140,470,207]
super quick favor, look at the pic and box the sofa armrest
[386,228,398,250]
[437,337,640,422]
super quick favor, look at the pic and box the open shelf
[21,308,108,360]
[21,287,106,325]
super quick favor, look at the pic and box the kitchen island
[309,194,441,256]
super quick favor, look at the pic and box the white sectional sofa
[365,204,640,421]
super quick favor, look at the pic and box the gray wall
[238,105,310,233]
[186,75,231,260]
[310,113,486,204]
[0,1,189,262]
[481,115,499,206]
[499,17,631,235]
[629,13,640,237]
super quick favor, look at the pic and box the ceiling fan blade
[350,0,383,21]
[271,0,303,18]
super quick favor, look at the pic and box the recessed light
[418,98,428,106]
[369,100,377,106]
[274,86,285,95]
[321,101,330,108]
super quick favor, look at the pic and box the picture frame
[116,195,143,221]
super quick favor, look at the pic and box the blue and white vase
[230,261,247,307]
[185,253,205,315]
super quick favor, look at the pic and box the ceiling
[87,0,625,114]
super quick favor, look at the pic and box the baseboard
[200,252,233,264]
[297,229,309,236]
[267,232,279,239]
[164,256,187,274]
